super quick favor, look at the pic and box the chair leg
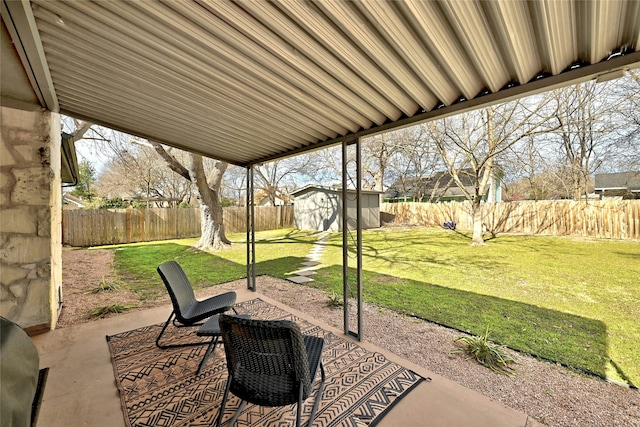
[296,381,304,427]
[228,400,247,427]
[196,337,219,375]
[155,311,176,349]
[216,376,232,427]
[156,311,222,350]
[308,363,326,427]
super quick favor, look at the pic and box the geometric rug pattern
[107,298,424,427]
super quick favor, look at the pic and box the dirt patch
[58,247,169,328]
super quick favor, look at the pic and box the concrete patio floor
[32,287,541,427]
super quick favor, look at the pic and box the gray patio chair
[215,315,326,427]
[155,261,237,349]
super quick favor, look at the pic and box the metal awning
[2,0,639,167]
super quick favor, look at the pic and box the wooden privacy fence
[381,200,640,240]
[223,206,294,234]
[63,206,294,247]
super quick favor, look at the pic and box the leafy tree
[70,160,97,200]
[98,197,129,209]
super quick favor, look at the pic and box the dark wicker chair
[155,261,237,349]
[216,315,326,427]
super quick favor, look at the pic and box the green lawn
[105,227,639,386]
[313,228,640,386]
[109,229,318,300]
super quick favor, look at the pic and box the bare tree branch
[66,121,94,143]
[149,140,191,181]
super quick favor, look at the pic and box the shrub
[453,328,517,375]
[326,291,343,308]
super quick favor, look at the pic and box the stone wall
[0,105,61,334]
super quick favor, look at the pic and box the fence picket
[381,200,640,240]
[63,206,294,247]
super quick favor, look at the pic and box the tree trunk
[189,154,230,250]
[149,140,230,251]
[471,196,485,245]
[195,195,230,250]
[471,110,493,245]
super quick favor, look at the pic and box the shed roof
[2,1,639,167]
[292,185,382,197]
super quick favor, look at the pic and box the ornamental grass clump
[326,291,344,308]
[87,276,120,294]
[453,328,517,375]
[87,304,135,319]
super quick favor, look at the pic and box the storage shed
[292,186,381,232]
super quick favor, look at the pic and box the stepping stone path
[287,232,330,284]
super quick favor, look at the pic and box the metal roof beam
[1,0,57,110]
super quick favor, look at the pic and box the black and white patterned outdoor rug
[107,298,424,427]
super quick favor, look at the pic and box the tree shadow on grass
[114,242,309,291]
[311,264,624,384]
[113,243,634,386]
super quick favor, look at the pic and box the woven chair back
[219,315,312,407]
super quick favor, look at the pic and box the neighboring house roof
[254,189,292,206]
[291,185,382,197]
[62,194,85,208]
[594,172,640,192]
[385,169,477,200]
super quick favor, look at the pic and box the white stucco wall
[0,106,61,333]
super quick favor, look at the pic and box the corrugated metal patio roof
[2,0,640,166]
